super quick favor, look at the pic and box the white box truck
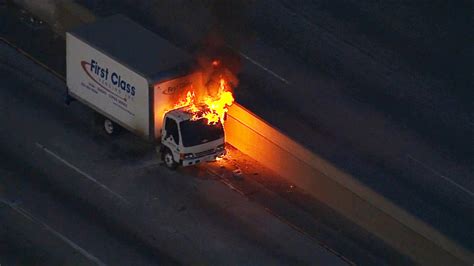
[66,15,225,169]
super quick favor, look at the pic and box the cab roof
[68,14,192,83]
[165,108,194,123]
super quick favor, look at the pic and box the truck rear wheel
[103,118,120,136]
[162,148,178,170]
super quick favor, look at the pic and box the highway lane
[278,0,472,103]
[0,175,153,266]
[0,72,174,265]
[253,0,473,152]
[202,148,410,265]
[0,43,346,265]
[0,201,94,265]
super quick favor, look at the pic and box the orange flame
[173,78,234,125]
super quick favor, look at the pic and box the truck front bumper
[181,150,226,167]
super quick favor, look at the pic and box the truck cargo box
[66,14,200,140]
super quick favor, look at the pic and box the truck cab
[160,108,226,169]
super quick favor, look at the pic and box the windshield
[180,119,224,147]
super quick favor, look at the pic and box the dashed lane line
[233,48,291,85]
[35,143,131,205]
[407,155,474,198]
[0,199,107,266]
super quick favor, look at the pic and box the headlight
[216,144,225,151]
[183,153,194,159]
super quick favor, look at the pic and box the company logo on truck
[161,81,192,95]
[81,59,136,98]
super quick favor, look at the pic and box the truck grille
[195,149,215,158]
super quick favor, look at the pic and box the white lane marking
[35,143,131,205]
[0,199,106,266]
[407,155,474,198]
[234,49,291,85]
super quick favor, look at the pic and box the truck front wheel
[103,118,120,135]
[162,148,178,170]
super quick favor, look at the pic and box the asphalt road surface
[1,2,472,264]
[0,41,346,265]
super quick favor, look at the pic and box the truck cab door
[162,117,180,158]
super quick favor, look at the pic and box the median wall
[225,103,473,265]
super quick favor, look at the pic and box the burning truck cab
[66,14,234,169]
[161,108,226,168]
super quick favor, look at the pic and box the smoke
[193,0,256,92]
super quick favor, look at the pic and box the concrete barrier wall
[225,103,472,265]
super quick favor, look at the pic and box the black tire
[162,148,178,170]
[103,118,120,136]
